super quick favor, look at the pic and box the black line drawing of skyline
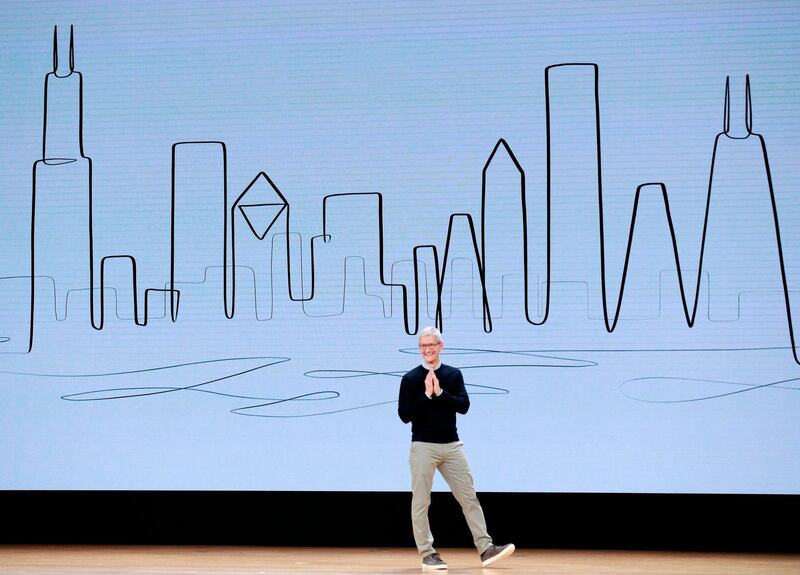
[7,28,799,366]
[27,27,181,342]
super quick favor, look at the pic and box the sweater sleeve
[437,369,470,414]
[398,373,428,423]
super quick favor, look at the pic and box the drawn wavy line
[233,372,515,418]
[47,349,559,417]
[620,375,800,403]
[397,347,597,367]
[232,398,398,418]
[303,369,510,395]
[401,346,796,354]
[59,356,289,401]
[0,356,288,378]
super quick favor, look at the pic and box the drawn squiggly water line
[233,348,595,418]
[240,367,515,418]
[4,357,343,414]
[232,397,396,418]
[620,375,800,403]
[10,348,595,417]
[57,356,295,402]
[1,356,282,379]
[399,346,599,368]
[304,370,511,395]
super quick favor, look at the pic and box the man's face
[419,335,443,367]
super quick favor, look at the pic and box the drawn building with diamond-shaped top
[226,171,300,320]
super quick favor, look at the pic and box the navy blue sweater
[398,364,470,443]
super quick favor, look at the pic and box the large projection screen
[1,0,798,493]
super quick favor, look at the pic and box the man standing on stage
[398,326,515,570]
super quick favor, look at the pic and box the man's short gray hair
[419,326,442,343]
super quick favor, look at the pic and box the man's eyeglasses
[419,343,441,350]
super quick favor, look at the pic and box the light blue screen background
[1,0,799,492]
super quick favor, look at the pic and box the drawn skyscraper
[171,141,227,319]
[32,26,93,323]
[547,65,604,322]
[481,140,527,323]
[701,78,786,331]
[228,171,291,320]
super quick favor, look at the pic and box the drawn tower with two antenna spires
[31,25,94,336]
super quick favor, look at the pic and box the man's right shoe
[421,552,448,570]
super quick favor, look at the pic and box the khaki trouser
[409,440,492,556]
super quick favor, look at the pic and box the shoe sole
[481,543,516,567]
[421,564,448,571]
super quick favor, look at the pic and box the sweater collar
[422,361,442,371]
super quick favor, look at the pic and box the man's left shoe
[480,543,515,567]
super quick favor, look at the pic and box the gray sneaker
[480,543,515,567]
[421,552,448,570]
